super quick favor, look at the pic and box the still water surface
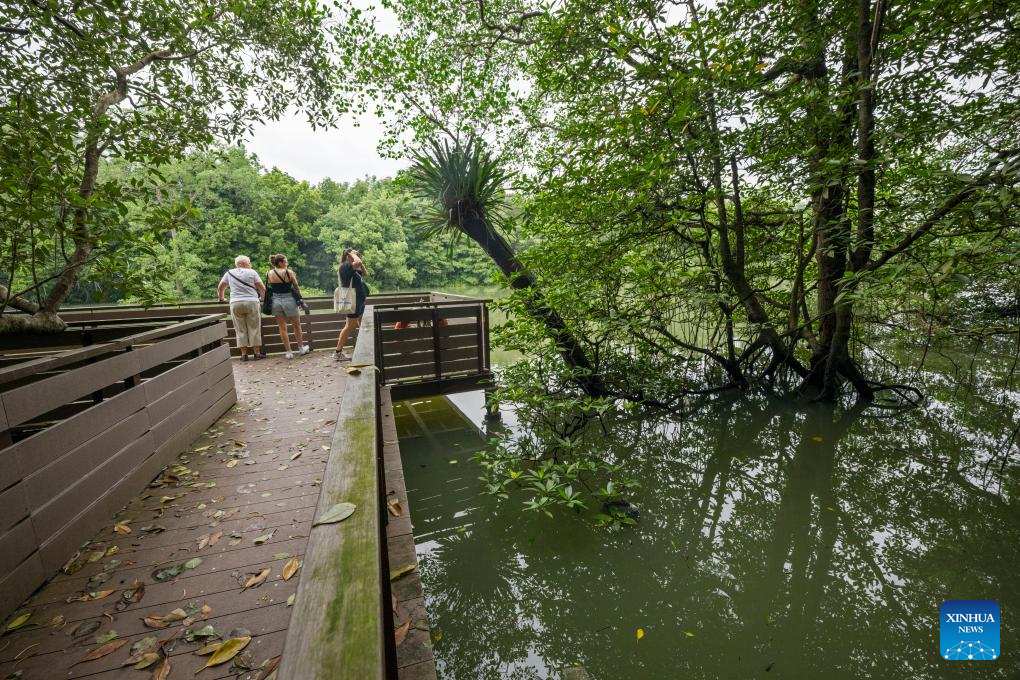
[395,339,1019,679]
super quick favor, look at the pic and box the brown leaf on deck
[242,567,271,591]
[394,620,411,647]
[74,638,128,664]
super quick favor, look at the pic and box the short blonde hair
[234,255,251,267]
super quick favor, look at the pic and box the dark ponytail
[269,254,287,268]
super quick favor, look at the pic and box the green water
[396,339,1020,680]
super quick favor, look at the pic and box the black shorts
[348,296,366,319]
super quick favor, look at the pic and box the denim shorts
[272,295,300,318]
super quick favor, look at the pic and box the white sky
[244,111,407,185]
[244,0,405,185]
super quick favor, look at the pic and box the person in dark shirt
[333,248,370,362]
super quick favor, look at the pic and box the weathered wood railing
[47,292,460,357]
[0,315,235,620]
[279,306,390,679]
[374,296,493,399]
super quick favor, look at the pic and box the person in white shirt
[217,255,266,361]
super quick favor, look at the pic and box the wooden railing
[54,293,437,357]
[0,315,236,621]
[374,297,493,400]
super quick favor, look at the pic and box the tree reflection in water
[398,357,1019,679]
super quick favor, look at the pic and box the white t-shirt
[220,268,261,302]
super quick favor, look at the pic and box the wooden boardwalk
[0,352,346,680]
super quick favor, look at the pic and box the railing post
[431,306,441,380]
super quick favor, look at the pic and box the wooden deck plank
[0,352,346,680]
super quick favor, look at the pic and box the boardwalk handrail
[0,315,236,621]
[279,306,388,679]
[0,314,224,388]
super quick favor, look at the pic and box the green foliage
[98,147,498,301]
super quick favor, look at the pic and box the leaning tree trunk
[459,213,609,399]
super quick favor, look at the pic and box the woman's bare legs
[335,317,361,355]
[275,316,292,353]
[289,316,304,346]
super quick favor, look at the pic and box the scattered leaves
[198,636,251,672]
[242,568,271,591]
[152,656,171,680]
[69,620,102,638]
[95,629,118,644]
[253,530,275,545]
[394,620,411,646]
[74,638,127,664]
[5,612,31,632]
[389,564,417,581]
[386,498,403,517]
[113,524,132,535]
[313,502,356,526]
[281,557,301,581]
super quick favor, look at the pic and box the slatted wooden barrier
[0,315,235,620]
[374,298,493,399]
[52,293,437,357]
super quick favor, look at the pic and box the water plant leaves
[281,557,301,581]
[5,612,31,632]
[74,638,127,664]
[198,636,251,671]
[389,564,417,581]
[313,502,356,526]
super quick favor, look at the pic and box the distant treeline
[69,146,497,304]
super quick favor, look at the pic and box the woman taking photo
[334,248,369,362]
[266,254,310,360]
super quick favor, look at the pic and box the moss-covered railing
[278,306,391,679]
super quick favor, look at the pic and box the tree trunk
[459,214,609,399]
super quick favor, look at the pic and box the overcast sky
[244,111,407,185]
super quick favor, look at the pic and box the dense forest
[88,147,498,303]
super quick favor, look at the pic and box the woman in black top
[333,248,370,362]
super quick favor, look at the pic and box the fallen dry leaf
[242,568,271,591]
[197,534,210,550]
[74,638,128,664]
[281,557,301,581]
[256,655,282,680]
[394,620,411,646]
[389,564,417,581]
[386,498,403,517]
[152,655,171,680]
[209,531,223,546]
[197,636,251,672]
[113,524,132,535]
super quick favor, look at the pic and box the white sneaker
[285,352,294,360]
[300,344,310,356]
[333,351,349,362]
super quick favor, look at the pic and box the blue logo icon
[941,600,1000,660]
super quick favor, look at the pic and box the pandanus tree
[407,138,608,399]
